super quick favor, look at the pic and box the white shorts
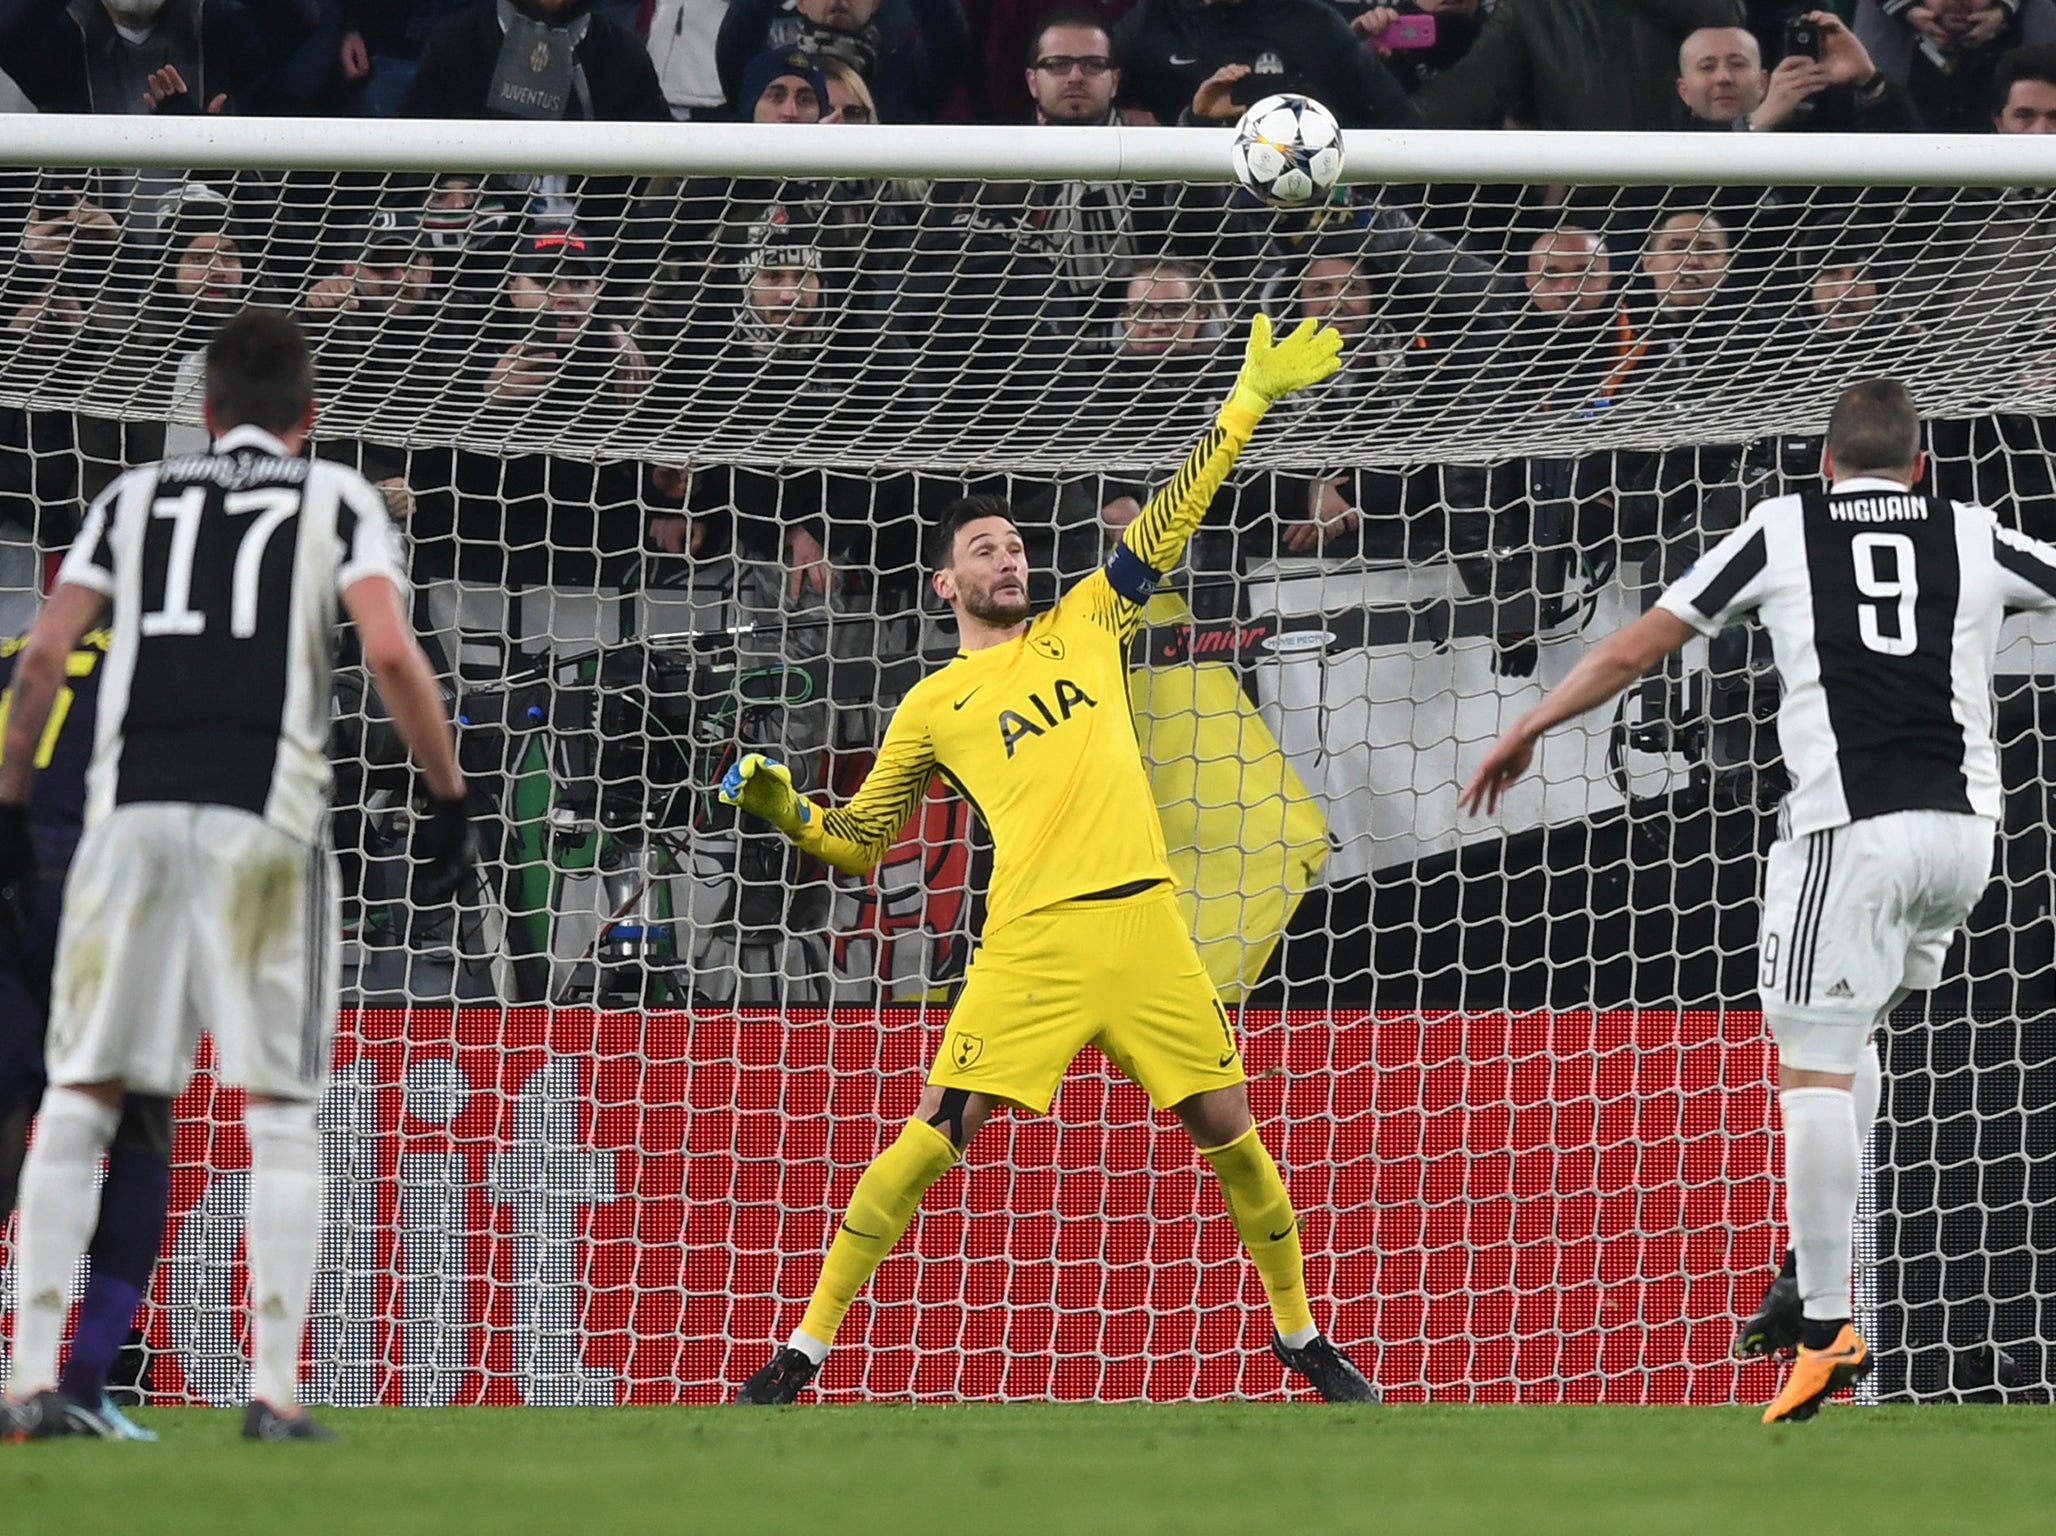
[44,803,339,1100]
[1758,809,1994,1072]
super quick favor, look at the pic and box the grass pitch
[4,1403,2052,1535]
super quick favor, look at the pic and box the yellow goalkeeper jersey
[793,399,1262,937]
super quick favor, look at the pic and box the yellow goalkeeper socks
[1201,1125,1316,1340]
[797,1118,960,1348]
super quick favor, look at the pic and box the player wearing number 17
[722,315,1378,1403]
[1462,379,2056,1424]
[0,307,474,1442]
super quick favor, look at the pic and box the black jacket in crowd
[716,0,969,124]
[335,0,482,62]
[1415,0,1743,130]
[1112,0,1421,130]
[0,0,319,114]
[400,4,670,121]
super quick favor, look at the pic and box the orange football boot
[1762,1324,1872,1424]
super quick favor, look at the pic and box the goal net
[0,120,2050,1405]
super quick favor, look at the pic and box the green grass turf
[4,1403,2053,1535]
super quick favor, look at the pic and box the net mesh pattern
[1,159,2052,1403]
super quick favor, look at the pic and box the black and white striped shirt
[55,425,405,845]
[1658,476,2056,837]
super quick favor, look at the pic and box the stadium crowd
[0,1,2047,625]
[0,3,2047,596]
[2,0,2056,654]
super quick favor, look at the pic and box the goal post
[8,114,2056,181]
[0,118,2052,1404]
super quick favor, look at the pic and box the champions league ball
[1230,93,1344,208]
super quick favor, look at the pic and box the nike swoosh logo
[953,687,982,711]
[1217,1052,1237,1068]
[1813,1343,1863,1362]
[842,1223,881,1241]
[1170,53,1198,64]
[1268,1227,1295,1242]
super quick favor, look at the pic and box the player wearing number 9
[1461,378,2056,1426]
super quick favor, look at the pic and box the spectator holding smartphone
[1338,1,1483,94]
[1677,15,1916,130]
[1113,0,1420,128]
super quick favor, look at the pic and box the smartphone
[1228,70,1307,107]
[1784,14,1823,61]
[1379,15,1438,50]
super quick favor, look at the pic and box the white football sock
[8,1088,119,1396]
[1853,1040,1882,1147]
[244,1101,323,1411]
[789,1329,831,1366]
[1278,1324,1319,1350]
[1781,1087,1861,1323]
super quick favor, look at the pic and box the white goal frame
[3,115,2054,186]
[2,114,2047,1405]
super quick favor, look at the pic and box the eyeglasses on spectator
[1034,55,1113,77]
[1128,299,1197,324]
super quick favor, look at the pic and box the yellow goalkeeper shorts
[928,884,1244,1114]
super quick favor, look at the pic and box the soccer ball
[1230,94,1344,209]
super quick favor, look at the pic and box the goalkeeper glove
[1227,313,1345,419]
[719,752,812,834]
[412,792,477,906]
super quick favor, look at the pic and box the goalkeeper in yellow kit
[723,315,1374,1404]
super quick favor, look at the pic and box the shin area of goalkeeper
[720,314,1378,1405]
